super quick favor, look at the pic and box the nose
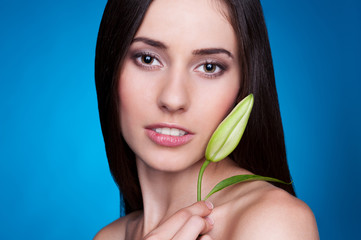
[157,70,190,113]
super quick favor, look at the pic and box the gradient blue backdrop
[1,0,360,239]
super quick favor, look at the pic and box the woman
[94,0,319,239]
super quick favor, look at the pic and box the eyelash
[132,52,163,70]
[194,61,227,79]
[131,52,228,79]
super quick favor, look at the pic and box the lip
[145,123,194,147]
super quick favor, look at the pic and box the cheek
[118,62,143,116]
[118,84,132,139]
[209,75,240,116]
[118,63,156,143]
[118,76,148,157]
[212,91,238,123]
[198,80,240,138]
[118,67,141,136]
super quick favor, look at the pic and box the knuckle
[195,202,210,216]
[195,201,206,209]
[176,208,192,220]
[189,215,206,228]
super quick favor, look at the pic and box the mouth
[145,124,194,147]
[153,127,187,137]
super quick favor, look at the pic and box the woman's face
[118,0,240,172]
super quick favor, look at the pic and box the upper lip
[145,123,194,134]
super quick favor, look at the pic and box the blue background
[0,0,360,239]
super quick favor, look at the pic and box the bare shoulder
[230,184,319,239]
[93,211,142,240]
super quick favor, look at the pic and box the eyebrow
[132,37,233,59]
[192,48,234,59]
[132,37,168,49]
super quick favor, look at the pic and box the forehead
[134,0,237,53]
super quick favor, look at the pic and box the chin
[137,151,202,173]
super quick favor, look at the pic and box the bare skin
[94,0,319,239]
[94,158,318,239]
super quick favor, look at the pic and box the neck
[136,156,242,235]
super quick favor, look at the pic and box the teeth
[153,128,187,136]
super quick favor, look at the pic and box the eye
[134,52,162,69]
[195,62,226,78]
[141,55,155,64]
[204,63,217,73]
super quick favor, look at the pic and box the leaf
[203,174,292,200]
[205,94,254,162]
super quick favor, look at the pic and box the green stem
[197,160,211,201]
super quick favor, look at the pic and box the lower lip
[145,129,194,147]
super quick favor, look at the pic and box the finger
[172,215,214,240]
[159,201,213,228]
[144,201,213,239]
[198,234,213,240]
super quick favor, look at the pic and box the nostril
[159,102,185,113]
[157,91,188,113]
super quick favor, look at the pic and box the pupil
[143,55,153,64]
[205,63,215,72]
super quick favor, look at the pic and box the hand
[143,201,214,240]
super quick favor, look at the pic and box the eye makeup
[131,51,164,70]
[194,60,228,79]
[127,43,232,79]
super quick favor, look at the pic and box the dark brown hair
[95,0,295,215]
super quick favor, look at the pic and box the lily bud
[205,94,254,162]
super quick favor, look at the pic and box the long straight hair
[95,0,295,214]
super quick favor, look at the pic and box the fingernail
[205,201,214,210]
[205,216,214,225]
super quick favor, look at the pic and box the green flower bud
[205,94,254,162]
